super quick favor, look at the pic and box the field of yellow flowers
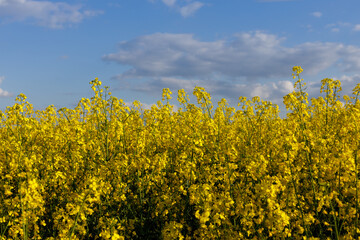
[1,66,360,239]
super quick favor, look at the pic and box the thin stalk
[330,200,340,240]
[21,198,27,240]
[0,219,11,239]
[68,191,90,240]
[203,95,212,120]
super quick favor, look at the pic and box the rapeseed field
[1,66,360,239]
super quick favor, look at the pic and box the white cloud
[338,45,360,72]
[180,1,204,17]
[251,84,271,99]
[124,77,205,94]
[0,76,13,97]
[338,74,360,83]
[326,22,351,33]
[328,74,360,100]
[162,0,176,7]
[103,31,359,81]
[275,80,294,93]
[354,24,360,31]
[0,88,12,97]
[151,0,204,17]
[311,11,322,18]
[0,0,102,28]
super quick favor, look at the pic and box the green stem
[68,191,90,240]
[0,218,11,239]
[330,199,340,240]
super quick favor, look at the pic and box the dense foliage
[1,66,360,239]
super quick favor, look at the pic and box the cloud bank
[103,31,360,80]
[103,31,360,105]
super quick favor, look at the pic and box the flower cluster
[1,69,360,239]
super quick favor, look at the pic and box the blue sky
[1,0,360,117]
